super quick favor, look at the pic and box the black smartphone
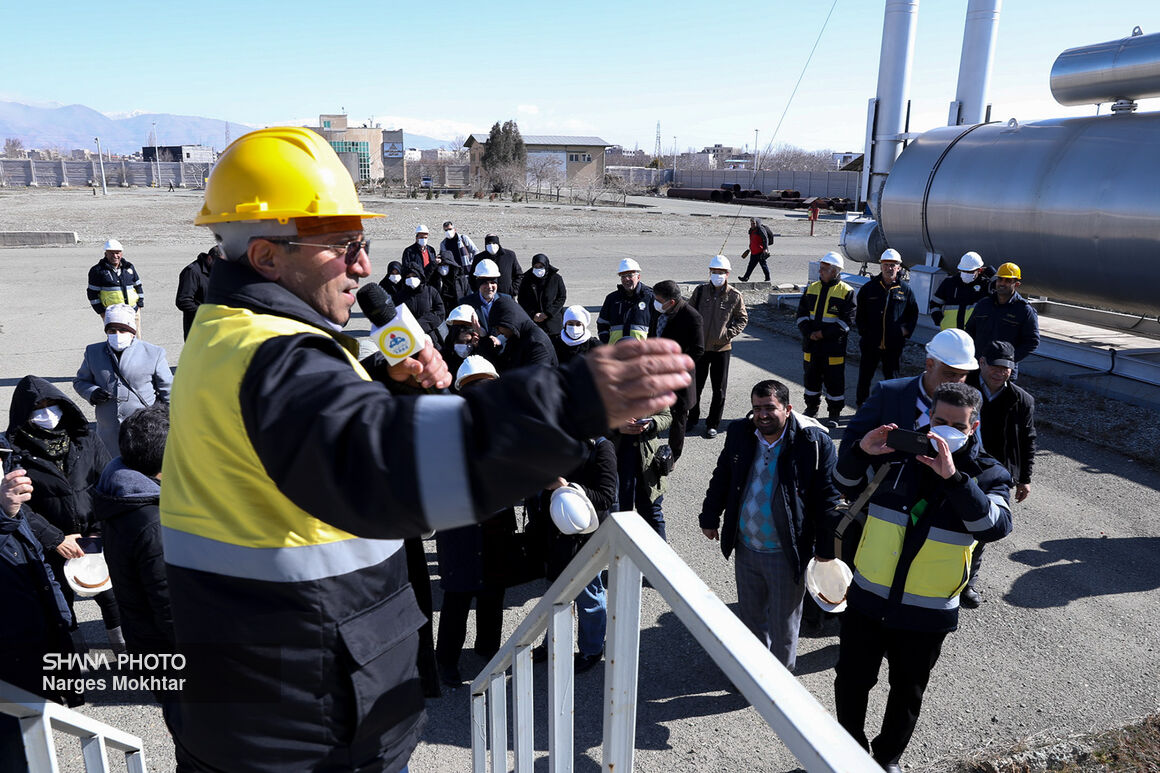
[885,428,937,457]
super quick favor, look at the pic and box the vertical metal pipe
[867,0,920,215]
[951,0,1002,125]
[95,137,108,195]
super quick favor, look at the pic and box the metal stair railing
[469,510,879,772]
[0,680,147,772]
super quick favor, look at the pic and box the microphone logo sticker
[377,327,416,359]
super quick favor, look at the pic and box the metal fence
[675,169,860,199]
[469,511,879,772]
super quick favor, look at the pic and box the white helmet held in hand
[925,328,979,370]
[549,483,599,535]
[805,557,852,613]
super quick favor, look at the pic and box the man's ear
[968,419,981,436]
[248,239,281,281]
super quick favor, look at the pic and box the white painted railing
[0,681,147,772]
[469,511,880,772]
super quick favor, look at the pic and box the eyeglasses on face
[263,238,370,265]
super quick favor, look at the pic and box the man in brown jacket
[688,255,749,438]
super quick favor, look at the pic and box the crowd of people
[0,125,1043,773]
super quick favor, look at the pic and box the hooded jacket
[5,376,110,545]
[748,219,775,255]
[160,258,608,772]
[74,335,173,457]
[386,263,446,337]
[517,254,567,335]
[479,299,558,372]
[93,458,173,655]
[473,242,523,297]
[425,258,471,316]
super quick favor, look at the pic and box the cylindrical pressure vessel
[878,112,1160,316]
[1051,29,1160,106]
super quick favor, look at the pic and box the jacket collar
[205,260,360,355]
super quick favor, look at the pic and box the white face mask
[486,244,499,255]
[564,323,585,340]
[417,238,427,247]
[30,405,64,430]
[405,277,421,289]
[388,274,401,284]
[445,229,455,239]
[709,274,726,287]
[653,299,667,313]
[960,271,977,283]
[107,332,133,351]
[454,343,472,357]
[532,267,546,279]
[439,265,450,276]
[930,424,969,454]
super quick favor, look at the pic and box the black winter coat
[93,458,174,654]
[472,247,523,297]
[5,376,110,547]
[435,507,516,593]
[478,300,558,372]
[401,242,437,275]
[971,377,1037,485]
[524,438,618,581]
[856,275,918,351]
[966,292,1041,363]
[390,263,446,337]
[175,253,212,339]
[698,414,841,579]
[649,299,705,401]
[426,260,471,315]
[517,257,567,335]
[554,335,600,366]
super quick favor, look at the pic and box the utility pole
[654,121,662,164]
[152,121,160,188]
[754,129,760,171]
[672,136,677,178]
[94,137,107,195]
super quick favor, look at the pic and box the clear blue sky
[5,0,1157,153]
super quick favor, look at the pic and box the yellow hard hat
[195,126,383,226]
[997,262,1021,279]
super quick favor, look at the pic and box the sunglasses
[265,238,370,266]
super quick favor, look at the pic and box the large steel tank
[878,111,1160,316]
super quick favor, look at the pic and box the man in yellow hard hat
[965,261,1040,377]
[160,126,693,772]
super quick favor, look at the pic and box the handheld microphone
[356,284,428,365]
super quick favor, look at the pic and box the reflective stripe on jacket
[87,259,143,313]
[930,275,988,330]
[796,279,855,352]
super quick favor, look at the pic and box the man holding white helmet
[597,258,654,345]
[929,251,993,331]
[854,249,918,407]
[796,252,856,427]
[830,381,1012,772]
[87,238,145,333]
[688,255,748,438]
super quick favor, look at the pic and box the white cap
[880,248,902,263]
[820,251,844,269]
[805,558,852,613]
[709,254,731,271]
[957,251,984,271]
[65,553,112,598]
[447,304,479,326]
[455,355,499,390]
[103,239,123,252]
[104,304,137,332]
[473,259,501,279]
[415,224,429,234]
[549,483,599,535]
[617,258,641,274]
[925,328,979,370]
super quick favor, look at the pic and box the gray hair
[211,220,299,261]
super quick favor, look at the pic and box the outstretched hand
[585,339,693,430]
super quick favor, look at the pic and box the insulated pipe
[866,0,920,216]
[1051,29,1160,106]
[950,0,1002,125]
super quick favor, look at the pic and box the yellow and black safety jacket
[833,435,1012,632]
[929,271,992,330]
[161,260,608,771]
[597,282,654,344]
[796,277,855,356]
[87,258,144,315]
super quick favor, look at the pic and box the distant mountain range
[0,101,451,154]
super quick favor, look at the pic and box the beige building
[464,134,611,189]
[306,114,384,182]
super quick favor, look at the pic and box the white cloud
[369,115,477,140]
[516,104,540,115]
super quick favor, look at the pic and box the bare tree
[3,138,24,158]
[764,143,835,172]
[527,155,564,198]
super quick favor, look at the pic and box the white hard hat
[709,254,731,271]
[820,251,844,270]
[455,355,499,390]
[549,483,599,535]
[957,251,984,271]
[103,304,137,332]
[65,553,112,598]
[473,259,501,279]
[880,248,902,263]
[103,239,123,252]
[617,258,641,274]
[447,304,479,326]
[415,224,429,234]
[805,557,852,613]
[925,328,979,370]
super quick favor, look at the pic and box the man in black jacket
[961,340,1036,608]
[649,280,704,462]
[474,233,523,297]
[597,258,653,344]
[88,238,145,331]
[175,246,218,339]
[401,224,437,275]
[698,379,840,671]
[855,249,918,406]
